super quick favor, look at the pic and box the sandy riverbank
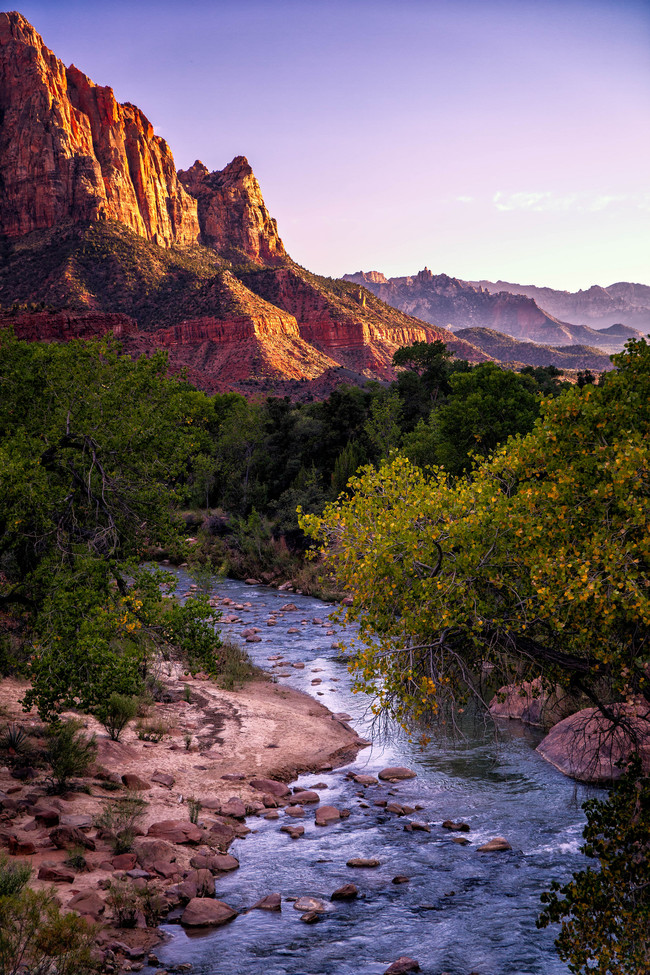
[0,666,369,968]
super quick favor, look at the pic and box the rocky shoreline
[0,665,369,972]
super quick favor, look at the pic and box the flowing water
[153,573,595,975]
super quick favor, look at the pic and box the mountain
[453,328,612,373]
[470,278,650,335]
[343,269,640,352]
[0,11,489,393]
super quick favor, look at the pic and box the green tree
[538,760,650,975]
[0,333,222,717]
[301,339,650,722]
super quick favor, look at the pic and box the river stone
[385,957,420,974]
[405,821,430,832]
[281,824,304,839]
[378,767,417,782]
[122,773,151,791]
[180,898,237,927]
[477,837,512,852]
[285,805,305,818]
[300,911,321,923]
[442,820,470,832]
[289,791,320,805]
[452,837,470,846]
[315,805,340,826]
[221,797,247,819]
[347,857,380,868]
[331,883,358,900]
[392,876,410,884]
[250,778,290,797]
[251,893,282,911]
[294,897,326,912]
[354,774,379,786]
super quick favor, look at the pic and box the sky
[13,0,650,290]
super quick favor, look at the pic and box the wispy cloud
[456,195,474,204]
[492,191,647,213]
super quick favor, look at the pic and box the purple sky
[14,0,650,289]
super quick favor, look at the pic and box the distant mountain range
[342,270,646,356]
[0,12,642,393]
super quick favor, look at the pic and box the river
[153,573,594,975]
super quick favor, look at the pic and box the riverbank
[0,665,368,970]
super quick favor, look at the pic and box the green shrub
[45,720,97,792]
[97,693,138,742]
[64,846,88,872]
[0,854,31,898]
[187,797,202,824]
[135,718,169,742]
[214,638,256,691]
[94,795,147,854]
[106,877,139,928]
[0,888,99,975]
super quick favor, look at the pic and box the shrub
[64,846,88,872]
[538,760,650,974]
[94,795,147,854]
[214,638,256,691]
[97,693,138,742]
[0,888,99,975]
[187,797,202,824]
[106,877,139,928]
[0,854,31,898]
[135,718,169,742]
[45,720,97,792]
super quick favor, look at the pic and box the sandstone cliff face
[178,158,286,264]
[0,12,199,246]
[6,310,136,343]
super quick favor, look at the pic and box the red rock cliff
[178,158,286,264]
[0,11,199,246]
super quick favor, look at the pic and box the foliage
[94,795,148,854]
[187,797,202,824]
[0,855,31,899]
[97,693,138,742]
[0,887,99,975]
[106,876,165,929]
[64,845,88,872]
[45,720,97,792]
[301,339,650,722]
[538,761,650,974]
[0,333,223,718]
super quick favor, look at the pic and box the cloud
[456,195,474,204]
[492,191,648,213]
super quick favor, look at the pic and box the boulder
[378,767,417,782]
[353,774,379,786]
[50,825,96,851]
[133,838,176,868]
[347,858,380,868]
[184,868,215,896]
[121,774,151,791]
[331,883,358,900]
[477,837,512,852]
[284,805,305,818]
[293,896,325,912]
[489,677,574,728]
[281,825,304,839]
[315,805,340,826]
[536,704,650,783]
[251,893,282,911]
[151,771,175,788]
[385,958,420,974]
[392,876,410,884]
[288,791,320,805]
[250,778,290,798]
[441,820,470,832]
[146,820,203,844]
[111,853,137,870]
[180,898,237,928]
[37,863,75,882]
[34,806,60,827]
[220,797,247,820]
[300,910,320,923]
[68,891,105,918]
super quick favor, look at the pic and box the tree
[301,339,650,722]
[538,760,650,975]
[0,333,223,717]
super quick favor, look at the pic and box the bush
[106,877,139,928]
[64,845,88,872]
[97,693,138,742]
[214,638,256,691]
[45,720,97,792]
[538,760,650,974]
[187,797,202,824]
[94,795,147,854]
[135,717,169,742]
[0,854,31,898]
[0,888,99,975]
[0,724,33,768]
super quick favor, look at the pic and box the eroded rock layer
[0,11,198,246]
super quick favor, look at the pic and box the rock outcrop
[178,158,286,264]
[0,12,199,246]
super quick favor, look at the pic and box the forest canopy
[301,338,650,723]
